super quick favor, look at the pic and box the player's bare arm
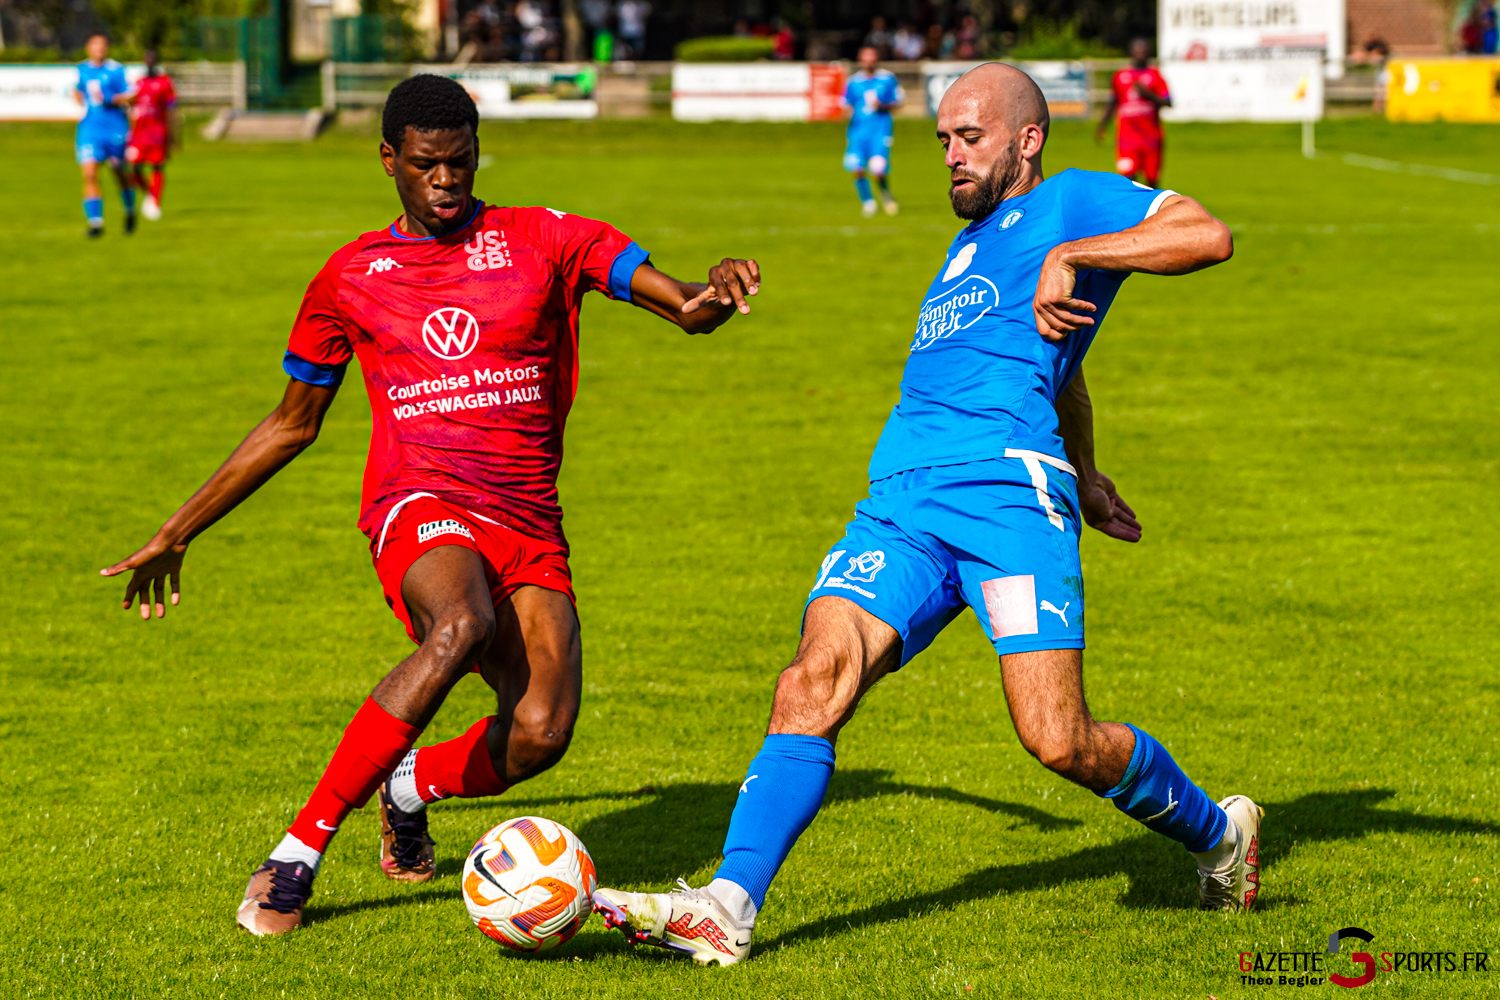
[99,378,338,619]
[1033,195,1233,341]
[628,258,761,332]
[1094,93,1119,141]
[1054,368,1141,543]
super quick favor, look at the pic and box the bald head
[936,63,1051,220]
[943,63,1050,139]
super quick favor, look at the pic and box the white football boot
[1198,794,1264,912]
[593,879,752,966]
[142,196,162,221]
[883,198,900,216]
[860,200,878,217]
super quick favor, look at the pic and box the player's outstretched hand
[683,258,761,316]
[101,538,186,620]
[1033,249,1097,342]
[1079,472,1141,543]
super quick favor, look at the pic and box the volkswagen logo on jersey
[422,307,481,360]
[1000,208,1025,229]
[911,274,999,352]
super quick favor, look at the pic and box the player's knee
[508,707,575,776]
[1019,729,1085,779]
[425,607,496,673]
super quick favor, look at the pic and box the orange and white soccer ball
[461,815,597,952]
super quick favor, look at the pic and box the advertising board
[0,64,146,121]
[671,63,845,122]
[1160,58,1324,121]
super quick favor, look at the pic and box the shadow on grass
[755,787,1500,951]
[440,769,1079,888]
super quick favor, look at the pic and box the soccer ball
[461,815,597,952]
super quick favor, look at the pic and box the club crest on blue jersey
[843,550,887,583]
[910,274,998,352]
[1000,208,1025,229]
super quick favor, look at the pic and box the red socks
[414,716,510,803]
[286,697,422,854]
[148,169,164,203]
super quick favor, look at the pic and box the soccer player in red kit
[125,49,176,221]
[1096,37,1172,188]
[100,75,763,936]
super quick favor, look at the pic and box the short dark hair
[382,74,479,152]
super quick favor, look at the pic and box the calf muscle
[999,648,1134,792]
[767,596,902,743]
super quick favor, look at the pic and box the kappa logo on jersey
[464,230,514,272]
[417,519,474,544]
[844,550,887,583]
[911,273,1000,351]
[366,257,403,275]
[1000,208,1025,229]
[422,307,481,360]
[942,242,977,281]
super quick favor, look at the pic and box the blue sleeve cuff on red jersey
[283,351,348,387]
[608,242,650,301]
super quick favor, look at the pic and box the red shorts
[371,493,574,644]
[125,140,167,166]
[1115,142,1161,184]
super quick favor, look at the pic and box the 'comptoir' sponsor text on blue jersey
[867,169,1175,482]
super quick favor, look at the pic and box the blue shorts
[76,123,127,165]
[807,452,1084,665]
[844,127,893,173]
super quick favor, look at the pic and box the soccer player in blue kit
[74,33,136,238]
[595,63,1252,966]
[843,45,904,217]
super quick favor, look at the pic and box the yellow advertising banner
[1386,58,1500,122]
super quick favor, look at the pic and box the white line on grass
[1335,151,1500,186]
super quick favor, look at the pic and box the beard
[949,138,1021,221]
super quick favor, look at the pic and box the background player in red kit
[1096,37,1172,188]
[125,49,176,221]
[100,75,764,936]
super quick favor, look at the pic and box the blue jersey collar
[389,199,483,241]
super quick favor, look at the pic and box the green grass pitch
[1,114,1497,998]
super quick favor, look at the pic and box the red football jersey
[1111,66,1169,145]
[285,202,647,549]
[129,73,175,145]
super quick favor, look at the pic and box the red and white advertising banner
[672,63,846,122]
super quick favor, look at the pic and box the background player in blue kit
[842,46,904,217]
[74,33,135,238]
[595,64,1250,966]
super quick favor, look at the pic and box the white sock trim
[388,748,425,813]
[707,878,758,927]
[268,832,322,872]
[1191,811,1240,873]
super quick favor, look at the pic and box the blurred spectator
[863,16,892,60]
[616,0,651,59]
[1485,2,1498,54]
[581,0,613,61]
[892,22,925,60]
[516,0,554,62]
[956,15,979,59]
[773,18,796,60]
[1461,6,1484,53]
[1351,30,1389,64]
[925,23,954,59]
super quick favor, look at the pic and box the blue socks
[876,174,891,196]
[714,734,835,909]
[121,188,136,212]
[83,197,103,226]
[1101,724,1226,853]
[854,176,873,203]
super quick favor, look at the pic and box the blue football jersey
[844,70,902,132]
[76,59,129,130]
[867,169,1175,481]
